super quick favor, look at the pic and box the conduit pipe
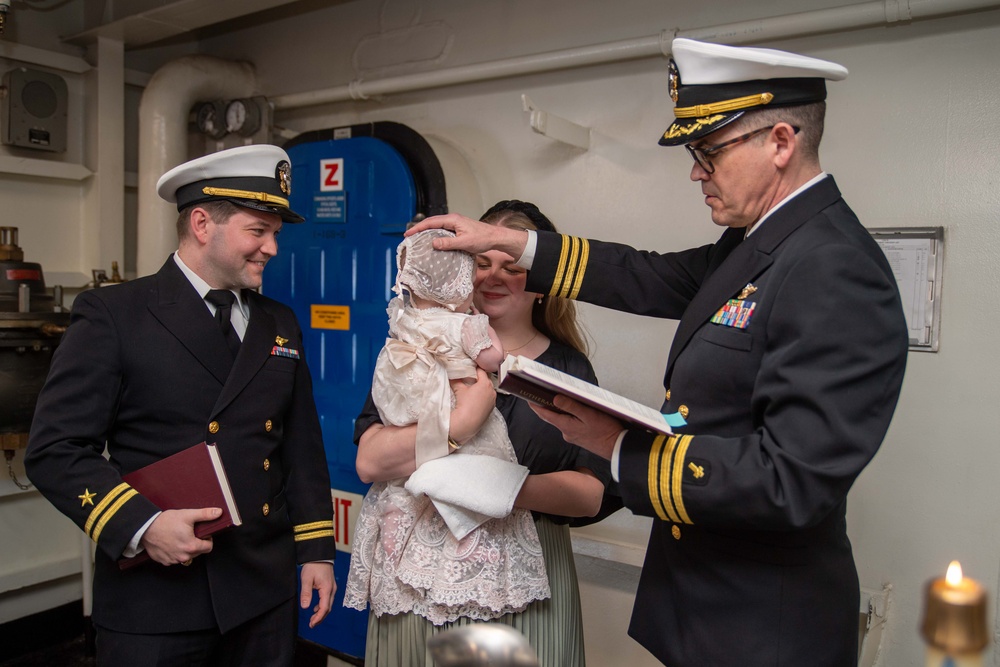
[271,33,668,109]
[270,0,1000,111]
[680,0,1000,43]
[136,56,256,277]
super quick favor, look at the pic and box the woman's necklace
[505,331,538,353]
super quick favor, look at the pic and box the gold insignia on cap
[79,488,97,507]
[663,114,727,141]
[674,92,775,119]
[202,186,289,208]
[277,161,291,196]
[668,59,680,103]
[688,462,705,479]
[737,284,758,299]
[275,336,288,346]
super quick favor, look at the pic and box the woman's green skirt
[364,516,586,667]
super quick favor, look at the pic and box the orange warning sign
[311,305,350,330]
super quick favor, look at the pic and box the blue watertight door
[263,132,417,659]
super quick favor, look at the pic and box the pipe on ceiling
[134,0,998,270]
[270,0,1000,111]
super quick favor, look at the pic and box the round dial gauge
[225,98,262,136]
[195,100,227,140]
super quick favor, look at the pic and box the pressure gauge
[225,98,262,137]
[194,100,227,139]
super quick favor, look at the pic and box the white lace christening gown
[344,299,549,625]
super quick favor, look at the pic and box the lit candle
[921,561,989,667]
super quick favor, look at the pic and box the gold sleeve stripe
[550,235,572,297]
[294,529,335,542]
[84,482,131,534]
[294,520,334,533]
[648,434,680,522]
[558,236,581,299]
[567,238,589,300]
[647,435,667,520]
[90,489,139,543]
[658,435,682,523]
[671,435,694,525]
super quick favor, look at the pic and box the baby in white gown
[344,229,549,625]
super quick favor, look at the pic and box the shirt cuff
[515,230,537,269]
[123,512,160,558]
[610,430,628,482]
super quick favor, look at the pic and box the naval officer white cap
[156,144,304,223]
[659,38,848,146]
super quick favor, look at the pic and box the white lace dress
[344,298,549,625]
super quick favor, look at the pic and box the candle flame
[945,560,963,586]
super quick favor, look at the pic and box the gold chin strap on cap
[673,92,774,119]
[202,186,290,208]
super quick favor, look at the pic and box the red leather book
[118,441,242,570]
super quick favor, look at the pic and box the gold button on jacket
[208,421,220,434]
[263,458,270,471]
[671,525,682,540]
[264,419,272,432]
[262,503,270,516]
[678,405,689,419]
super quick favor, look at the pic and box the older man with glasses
[408,37,909,667]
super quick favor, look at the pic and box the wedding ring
[182,559,193,566]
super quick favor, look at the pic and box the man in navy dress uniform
[26,145,336,666]
[408,38,909,666]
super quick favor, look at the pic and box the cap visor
[659,112,743,146]
[231,199,305,223]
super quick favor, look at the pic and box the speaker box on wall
[1,67,68,153]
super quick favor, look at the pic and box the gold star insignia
[737,284,758,300]
[79,489,97,507]
[275,336,288,346]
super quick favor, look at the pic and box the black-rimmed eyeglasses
[685,125,800,174]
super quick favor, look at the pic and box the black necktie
[205,289,242,359]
